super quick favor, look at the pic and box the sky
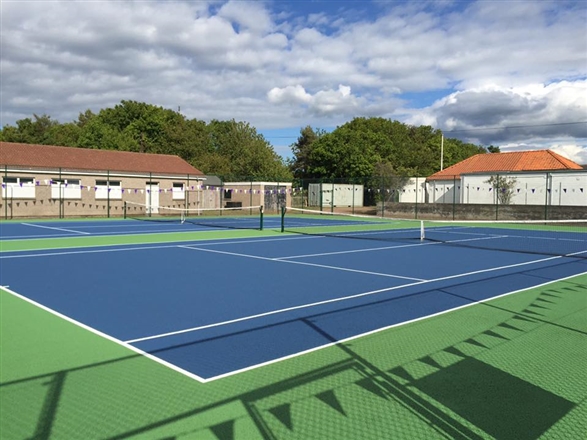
[1,0,587,164]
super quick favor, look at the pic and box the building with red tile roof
[0,141,203,175]
[427,150,582,181]
[0,142,210,218]
[423,150,586,206]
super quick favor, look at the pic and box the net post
[260,205,264,231]
[280,205,286,232]
[420,220,425,241]
[123,201,127,219]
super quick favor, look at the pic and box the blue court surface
[1,218,586,382]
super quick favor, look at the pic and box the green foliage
[293,117,486,179]
[0,101,291,181]
[307,126,383,178]
[1,107,485,182]
[289,126,322,178]
[485,175,517,204]
[1,114,59,144]
[205,120,291,180]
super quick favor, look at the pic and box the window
[172,182,185,200]
[51,179,81,199]
[2,177,35,199]
[95,180,122,200]
[224,189,232,200]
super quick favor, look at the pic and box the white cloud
[268,84,361,117]
[1,0,585,159]
[550,144,587,165]
[217,0,273,34]
[267,85,312,105]
[407,80,587,142]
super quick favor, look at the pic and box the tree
[372,161,411,204]
[205,120,292,180]
[306,126,383,179]
[1,114,59,144]
[485,175,517,204]
[289,126,322,178]
[291,117,486,180]
[95,101,183,154]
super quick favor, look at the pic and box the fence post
[495,173,499,221]
[380,175,385,218]
[148,172,152,217]
[452,175,456,220]
[352,180,355,215]
[59,167,63,219]
[415,177,419,219]
[186,174,190,211]
[3,165,6,220]
[331,181,335,213]
[544,172,549,220]
[319,178,323,212]
[107,170,111,218]
[220,176,224,211]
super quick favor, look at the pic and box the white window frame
[172,182,185,200]
[51,179,81,199]
[95,180,122,200]
[2,176,35,199]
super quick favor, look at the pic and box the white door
[146,182,159,213]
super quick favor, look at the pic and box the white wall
[308,183,364,207]
[419,171,585,206]
[426,179,461,204]
[398,177,427,203]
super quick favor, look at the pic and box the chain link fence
[1,166,585,220]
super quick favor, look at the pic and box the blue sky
[2,0,586,162]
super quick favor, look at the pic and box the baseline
[0,285,208,383]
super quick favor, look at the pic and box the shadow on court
[1,277,585,439]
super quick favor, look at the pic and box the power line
[445,121,587,134]
[264,121,587,139]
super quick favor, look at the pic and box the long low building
[1,141,209,218]
[399,150,585,206]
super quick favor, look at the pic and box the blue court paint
[1,232,585,380]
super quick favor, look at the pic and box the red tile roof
[0,142,203,176]
[427,150,582,181]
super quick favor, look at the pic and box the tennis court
[1,210,586,439]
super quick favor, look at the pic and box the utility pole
[440,133,444,171]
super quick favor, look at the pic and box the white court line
[177,245,426,282]
[202,270,587,382]
[21,222,90,235]
[2,230,185,240]
[125,251,567,344]
[0,285,207,383]
[0,235,319,259]
[276,241,438,260]
[435,227,587,243]
[0,244,182,259]
[2,233,84,240]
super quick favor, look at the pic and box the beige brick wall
[0,170,209,219]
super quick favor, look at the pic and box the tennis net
[281,207,587,258]
[124,201,264,230]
